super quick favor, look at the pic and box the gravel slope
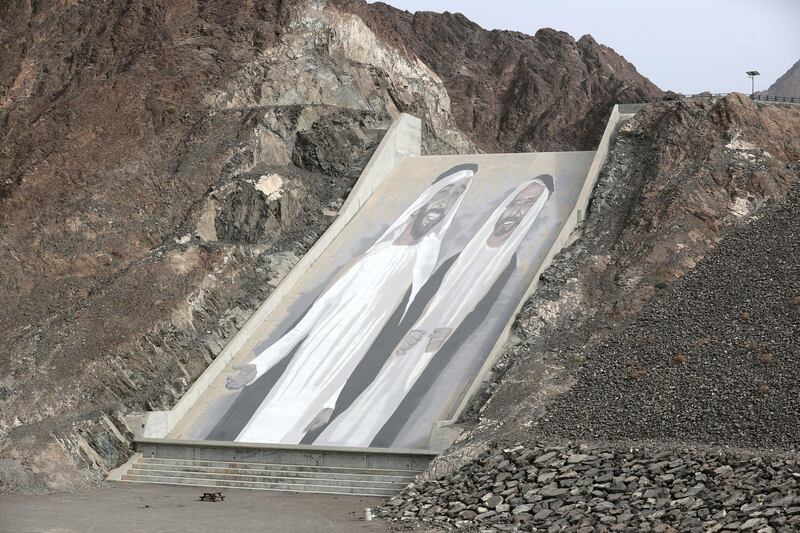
[533,184,800,449]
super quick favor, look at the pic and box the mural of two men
[223,164,554,446]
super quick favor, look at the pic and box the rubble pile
[381,442,800,532]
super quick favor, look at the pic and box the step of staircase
[141,456,418,477]
[118,456,420,497]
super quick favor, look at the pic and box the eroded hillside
[764,59,800,98]
[0,0,662,491]
[338,0,662,152]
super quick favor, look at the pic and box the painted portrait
[173,152,595,450]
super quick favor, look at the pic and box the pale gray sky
[369,0,800,94]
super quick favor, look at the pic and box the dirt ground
[0,483,392,533]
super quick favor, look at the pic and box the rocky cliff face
[0,0,663,492]
[338,1,663,152]
[764,59,800,98]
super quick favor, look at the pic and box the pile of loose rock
[380,442,800,532]
[531,183,800,449]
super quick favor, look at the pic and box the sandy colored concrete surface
[0,483,390,533]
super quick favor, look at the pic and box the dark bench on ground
[199,492,224,502]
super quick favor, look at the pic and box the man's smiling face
[491,181,545,241]
[410,179,469,240]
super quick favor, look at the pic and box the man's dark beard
[410,206,445,240]
[492,214,522,237]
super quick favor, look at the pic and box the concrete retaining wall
[135,438,435,471]
[618,103,647,114]
[142,113,422,438]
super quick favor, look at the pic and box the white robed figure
[315,176,553,447]
[226,165,475,444]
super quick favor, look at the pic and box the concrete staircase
[119,455,420,497]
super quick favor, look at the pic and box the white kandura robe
[235,169,474,444]
[315,178,551,447]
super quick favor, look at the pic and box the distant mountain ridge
[764,59,800,98]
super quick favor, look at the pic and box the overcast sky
[369,0,800,94]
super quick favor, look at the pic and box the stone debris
[380,441,800,532]
[532,183,800,449]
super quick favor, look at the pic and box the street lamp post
[746,71,760,98]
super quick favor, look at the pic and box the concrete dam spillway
[137,109,634,457]
[172,152,592,450]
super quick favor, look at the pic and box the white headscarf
[313,175,554,447]
[374,164,476,315]
[414,174,553,333]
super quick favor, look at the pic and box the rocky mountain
[0,0,662,492]
[338,1,662,152]
[764,59,800,98]
[2,2,799,520]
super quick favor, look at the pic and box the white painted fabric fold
[315,176,552,447]
[234,167,474,444]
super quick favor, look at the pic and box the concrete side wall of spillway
[141,113,422,439]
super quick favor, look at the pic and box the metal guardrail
[752,94,800,104]
[619,93,800,105]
